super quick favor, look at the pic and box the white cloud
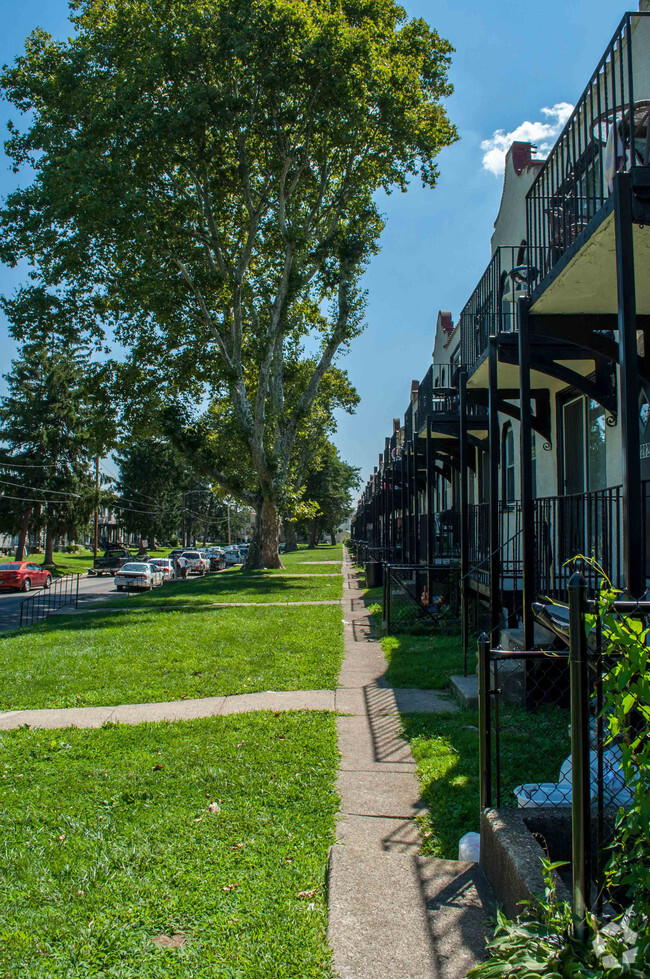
[480,102,574,176]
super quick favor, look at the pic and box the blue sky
[0,0,635,485]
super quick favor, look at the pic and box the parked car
[205,548,226,571]
[0,561,52,592]
[147,558,176,581]
[180,550,208,575]
[89,548,135,576]
[114,562,164,591]
[224,546,241,566]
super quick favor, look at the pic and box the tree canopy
[1,0,456,566]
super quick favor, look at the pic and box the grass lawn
[402,704,571,860]
[273,544,342,573]
[381,633,465,690]
[96,566,342,610]
[0,712,338,978]
[0,603,344,711]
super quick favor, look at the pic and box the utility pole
[227,502,231,544]
[93,455,100,560]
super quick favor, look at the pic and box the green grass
[403,704,571,859]
[274,544,342,573]
[0,604,344,711]
[0,712,338,978]
[381,633,465,690]
[95,566,342,610]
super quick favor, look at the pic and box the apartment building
[352,7,650,655]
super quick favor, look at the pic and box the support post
[459,371,470,674]
[614,172,643,596]
[488,337,501,638]
[569,572,590,936]
[413,440,420,565]
[93,455,100,561]
[478,633,492,810]
[518,300,535,648]
[386,565,391,635]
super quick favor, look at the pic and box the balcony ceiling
[530,211,650,316]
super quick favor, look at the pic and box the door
[562,398,586,564]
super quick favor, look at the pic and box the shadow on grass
[401,703,571,860]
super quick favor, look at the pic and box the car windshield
[0,563,22,570]
[182,552,200,559]
[120,563,149,572]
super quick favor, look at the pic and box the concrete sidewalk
[327,554,492,979]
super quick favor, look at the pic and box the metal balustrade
[20,572,80,628]
[527,11,650,286]
[459,246,527,376]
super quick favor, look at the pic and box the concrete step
[328,846,492,979]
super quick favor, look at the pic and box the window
[562,396,607,494]
[502,423,515,502]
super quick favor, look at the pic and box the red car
[0,562,52,592]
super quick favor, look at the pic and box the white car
[148,558,176,581]
[224,546,241,566]
[180,550,208,575]
[115,562,164,591]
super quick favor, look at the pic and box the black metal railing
[478,579,650,927]
[20,573,80,628]
[533,485,623,601]
[383,562,460,634]
[459,246,527,376]
[466,501,522,595]
[527,12,650,285]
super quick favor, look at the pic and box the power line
[0,478,83,498]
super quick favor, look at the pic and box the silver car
[115,562,164,591]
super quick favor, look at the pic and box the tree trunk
[44,521,54,566]
[16,508,31,560]
[309,520,319,549]
[246,496,284,570]
[283,518,298,553]
[330,530,336,545]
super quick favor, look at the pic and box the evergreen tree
[0,336,97,562]
[298,444,360,547]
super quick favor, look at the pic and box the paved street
[0,573,136,634]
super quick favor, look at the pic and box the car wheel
[44,575,52,589]
[22,578,31,593]
[116,585,123,591]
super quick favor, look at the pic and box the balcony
[459,246,527,378]
[413,365,460,433]
[527,11,650,312]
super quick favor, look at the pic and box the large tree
[1,0,456,566]
[0,337,97,562]
[297,442,360,546]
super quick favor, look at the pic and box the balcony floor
[530,209,650,316]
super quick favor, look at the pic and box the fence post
[478,633,492,810]
[569,571,591,937]
[76,572,80,608]
[385,565,391,635]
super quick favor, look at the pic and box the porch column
[518,299,535,648]
[614,171,643,596]
[488,337,501,637]
[426,417,435,565]
[459,371,470,670]
[413,439,420,564]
